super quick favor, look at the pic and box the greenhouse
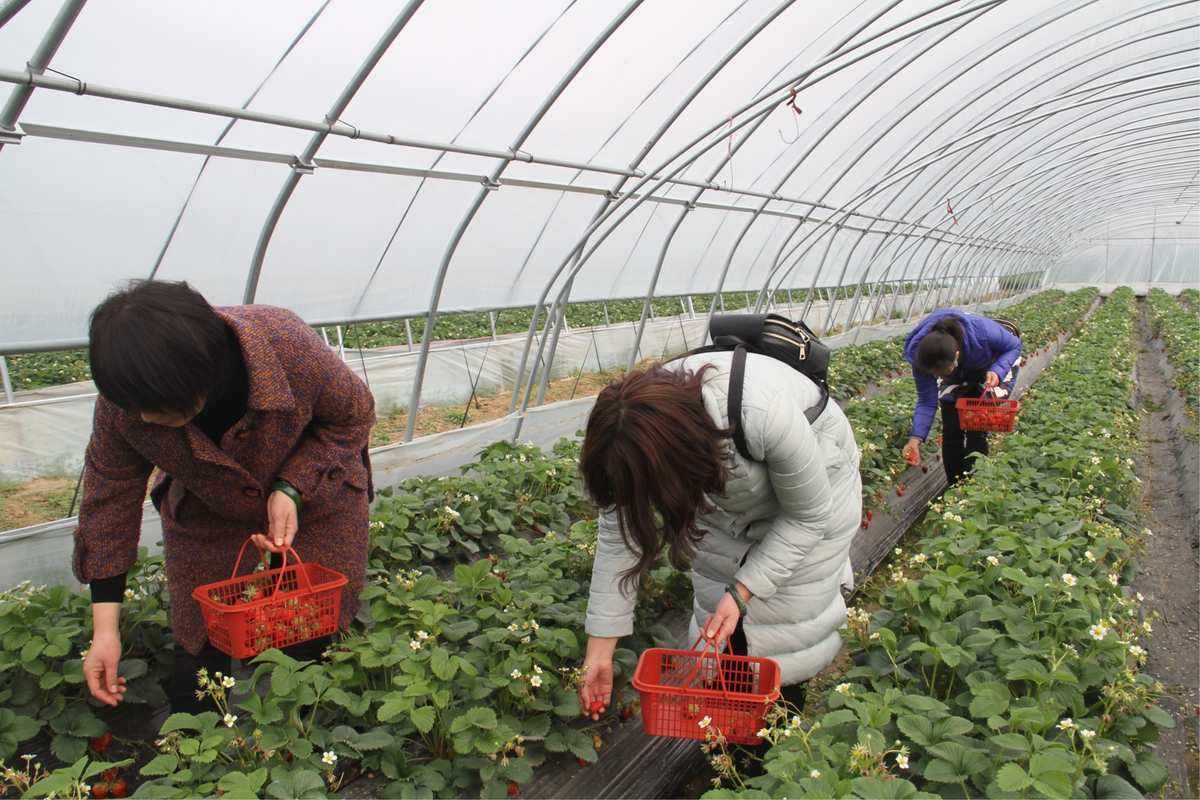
[0,0,1197,797]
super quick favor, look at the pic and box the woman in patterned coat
[74,280,374,713]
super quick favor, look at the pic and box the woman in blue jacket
[900,310,1022,484]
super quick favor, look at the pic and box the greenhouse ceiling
[0,0,1197,356]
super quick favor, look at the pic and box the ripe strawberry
[89,731,112,754]
[619,706,634,722]
[577,757,589,767]
[109,779,128,799]
[588,700,604,715]
[895,484,906,497]
[507,781,520,797]
[91,783,109,799]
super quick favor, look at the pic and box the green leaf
[1141,704,1175,729]
[160,712,217,734]
[1128,751,1169,792]
[1005,658,1050,684]
[923,758,967,784]
[411,706,436,734]
[218,769,270,798]
[50,733,87,764]
[995,763,1032,792]
[1030,749,1077,778]
[140,753,181,777]
[900,694,949,714]
[896,715,933,747]
[969,682,1011,718]
[989,732,1029,754]
[430,647,457,681]
[266,767,328,799]
[1032,771,1075,800]
[464,706,498,730]
[1089,775,1143,799]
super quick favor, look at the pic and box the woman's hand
[579,637,617,720]
[85,605,126,707]
[902,437,922,466]
[984,371,1000,389]
[703,584,748,649]
[253,490,299,553]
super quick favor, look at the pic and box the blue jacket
[903,310,1022,441]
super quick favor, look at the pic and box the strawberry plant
[707,288,1171,799]
[1145,289,1199,439]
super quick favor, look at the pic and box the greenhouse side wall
[0,289,1038,592]
[0,288,958,482]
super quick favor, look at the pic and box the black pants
[728,620,808,712]
[941,395,988,486]
[166,553,331,714]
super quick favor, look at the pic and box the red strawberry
[91,783,109,799]
[109,779,128,799]
[89,731,112,754]
[577,757,589,767]
[589,700,604,715]
[896,484,906,497]
[619,706,634,721]
[861,518,869,529]
[507,782,520,798]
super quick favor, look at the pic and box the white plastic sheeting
[2,0,1197,354]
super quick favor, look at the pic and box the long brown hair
[580,364,730,592]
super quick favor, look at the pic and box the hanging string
[778,86,802,144]
[946,198,959,226]
[724,115,735,190]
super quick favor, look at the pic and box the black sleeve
[89,572,128,603]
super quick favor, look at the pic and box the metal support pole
[320,327,330,347]
[0,0,86,154]
[243,3,422,303]
[0,0,33,30]
[489,310,498,340]
[335,325,345,360]
[404,319,414,353]
[602,302,611,327]
[0,355,14,404]
[686,296,697,318]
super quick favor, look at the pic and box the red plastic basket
[632,635,781,745]
[192,538,347,659]
[955,388,1020,432]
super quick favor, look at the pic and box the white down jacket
[584,350,862,685]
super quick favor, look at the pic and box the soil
[1131,300,1200,799]
[0,475,76,530]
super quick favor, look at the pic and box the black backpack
[677,314,831,461]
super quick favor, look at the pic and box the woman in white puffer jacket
[577,350,862,717]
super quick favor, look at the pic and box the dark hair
[580,364,730,592]
[89,280,230,413]
[915,316,964,374]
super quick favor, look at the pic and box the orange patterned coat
[72,305,375,655]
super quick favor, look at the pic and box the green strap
[725,584,748,617]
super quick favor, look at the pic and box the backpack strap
[728,345,752,460]
[728,347,829,461]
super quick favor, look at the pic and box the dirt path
[1132,300,1200,798]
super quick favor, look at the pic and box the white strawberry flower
[1080,729,1096,741]
[1090,456,1101,465]
[416,630,430,640]
[223,713,238,728]
[1084,551,1095,562]
[529,675,542,688]
[1136,592,1145,602]
[896,753,909,770]
[756,728,770,738]
[986,555,1001,566]
[510,669,522,679]
[1061,573,1078,587]
[1056,718,1076,731]
[809,769,822,779]
[1128,644,1146,660]
[443,506,461,520]
[698,716,712,729]
[533,664,543,675]
[1089,623,1109,641]
[1108,573,1120,586]
[221,676,236,689]
[834,683,853,696]
[322,751,337,766]
[409,639,422,651]
[1142,620,1153,634]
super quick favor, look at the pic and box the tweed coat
[585,351,862,685]
[72,305,375,655]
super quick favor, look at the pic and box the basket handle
[231,537,314,599]
[678,633,735,699]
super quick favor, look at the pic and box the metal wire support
[0,0,86,154]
